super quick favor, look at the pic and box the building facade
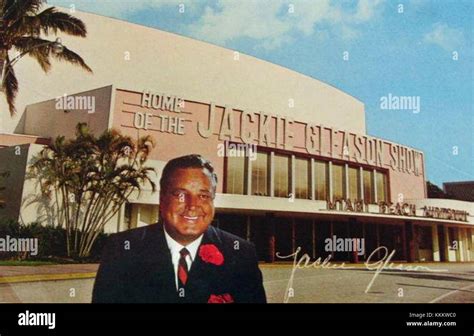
[0,10,472,263]
[443,181,474,202]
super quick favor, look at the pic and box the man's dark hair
[159,154,218,194]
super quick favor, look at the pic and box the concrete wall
[114,88,426,199]
[414,223,474,262]
[17,144,55,226]
[0,142,137,235]
[407,198,474,215]
[0,144,30,221]
[0,143,57,226]
[127,204,159,230]
[467,229,474,261]
[23,86,113,139]
[0,133,49,148]
[431,224,440,261]
[137,204,159,227]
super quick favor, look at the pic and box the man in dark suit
[92,154,266,303]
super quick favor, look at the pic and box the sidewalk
[0,264,99,284]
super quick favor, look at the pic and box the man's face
[160,168,215,245]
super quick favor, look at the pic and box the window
[273,154,290,197]
[468,229,473,250]
[448,227,457,249]
[363,169,374,203]
[314,160,328,200]
[416,226,433,250]
[226,153,247,194]
[332,163,345,200]
[295,157,310,199]
[124,202,132,229]
[376,171,388,202]
[348,166,360,201]
[251,151,269,196]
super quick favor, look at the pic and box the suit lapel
[134,224,228,303]
[136,223,177,303]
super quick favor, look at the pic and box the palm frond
[1,1,91,114]
[51,45,92,73]
[13,36,52,72]
[13,7,87,37]
[1,53,19,116]
[2,0,44,21]
[75,122,90,137]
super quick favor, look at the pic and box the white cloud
[424,23,465,51]
[353,0,383,23]
[290,0,342,35]
[186,1,289,49]
[49,0,385,50]
[186,0,385,50]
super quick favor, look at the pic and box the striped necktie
[178,247,190,287]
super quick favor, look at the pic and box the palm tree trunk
[0,49,6,87]
[0,4,5,83]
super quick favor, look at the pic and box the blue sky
[50,0,473,187]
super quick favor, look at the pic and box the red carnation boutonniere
[208,293,234,304]
[199,244,224,266]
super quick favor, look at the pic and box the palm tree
[30,123,157,258]
[0,0,92,115]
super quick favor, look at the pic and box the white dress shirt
[163,227,203,290]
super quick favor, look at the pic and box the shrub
[0,219,109,262]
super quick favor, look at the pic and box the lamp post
[0,37,64,82]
